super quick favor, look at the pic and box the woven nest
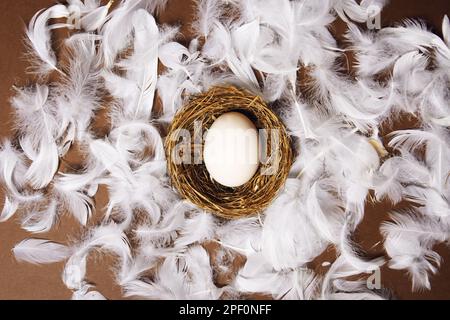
[165,86,292,219]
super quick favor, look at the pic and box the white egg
[203,112,259,187]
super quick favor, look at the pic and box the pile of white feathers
[1,0,449,300]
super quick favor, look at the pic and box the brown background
[0,0,449,300]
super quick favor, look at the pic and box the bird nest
[165,86,292,219]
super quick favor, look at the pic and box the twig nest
[165,86,292,219]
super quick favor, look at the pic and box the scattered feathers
[2,0,450,299]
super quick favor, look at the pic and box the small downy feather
[75,0,113,31]
[26,4,69,75]
[174,210,215,249]
[403,185,450,218]
[0,140,25,201]
[134,201,189,247]
[63,223,131,290]
[21,200,58,233]
[339,220,385,272]
[381,210,448,290]
[179,246,222,299]
[373,161,404,204]
[72,284,107,300]
[118,254,159,287]
[13,239,71,264]
[262,179,329,270]
[192,0,222,38]
[12,85,59,189]
[78,223,131,259]
[235,252,320,300]
[100,0,144,69]
[333,0,386,24]
[0,196,19,223]
[443,15,450,47]
[203,20,260,90]
[388,128,450,192]
[122,9,159,118]
[55,36,104,148]
[321,255,384,299]
[305,181,344,244]
[125,246,221,300]
[0,140,42,205]
[214,216,261,255]
[53,179,93,226]
[103,9,162,119]
[56,156,104,193]
[21,137,59,190]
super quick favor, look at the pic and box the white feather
[175,210,215,248]
[235,252,320,300]
[203,20,260,89]
[118,9,159,118]
[0,140,42,204]
[26,5,69,75]
[100,0,143,68]
[134,201,189,247]
[13,239,71,264]
[333,0,386,23]
[76,0,113,31]
[192,0,222,38]
[381,210,448,290]
[339,221,385,272]
[262,179,329,270]
[0,196,19,223]
[214,217,261,255]
[63,223,131,290]
[443,15,450,47]
[389,128,450,193]
[72,285,107,300]
[124,246,221,300]
[54,185,93,226]
[56,37,103,147]
[305,181,344,244]
[21,200,58,233]
[79,223,131,258]
[22,136,59,189]
[12,85,59,189]
[321,255,384,299]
